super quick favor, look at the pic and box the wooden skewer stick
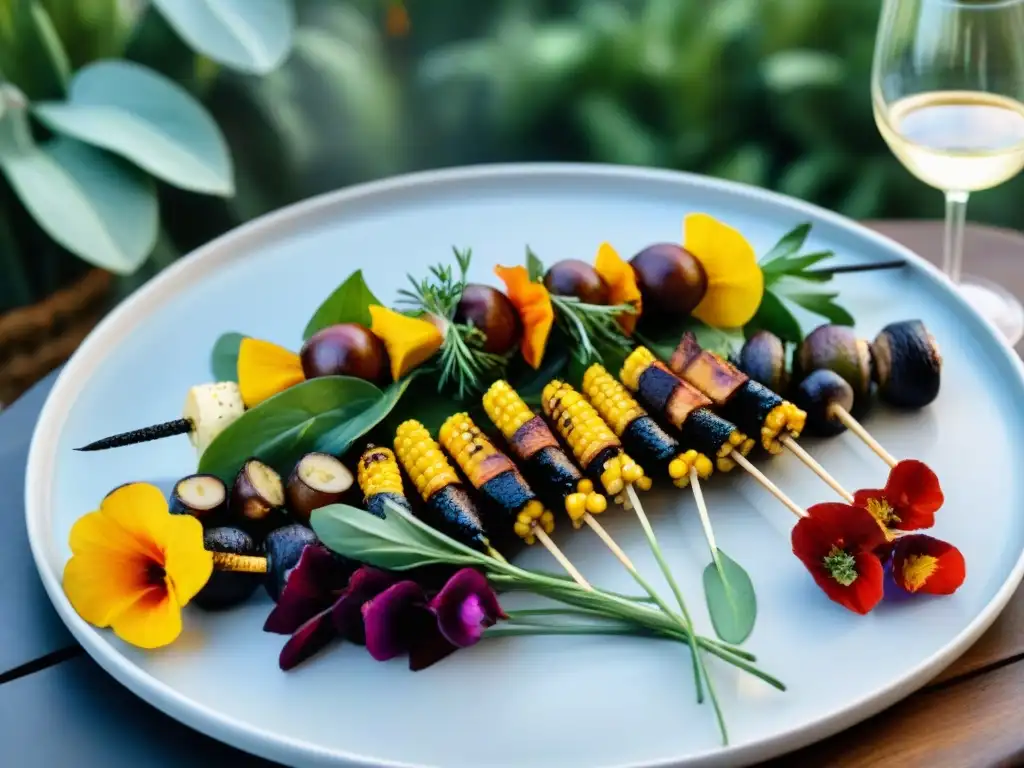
[688,467,719,557]
[828,405,898,468]
[533,526,592,590]
[730,451,808,519]
[779,435,855,504]
[583,513,637,571]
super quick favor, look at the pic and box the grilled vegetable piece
[194,526,262,610]
[265,523,319,602]
[183,382,247,456]
[738,331,788,393]
[794,324,873,407]
[170,474,228,523]
[394,419,494,552]
[582,363,712,488]
[620,346,753,472]
[482,380,606,528]
[231,458,286,527]
[357,445,412,519]
[542,379,649,499]
[793,370,855,437]
[286,452,354,524]
[669,333,806,454]
[439,413,555,544]
[872,320,942,409]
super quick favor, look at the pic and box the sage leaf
[151,0,295,74]
[746,290,802,344]
[762,250,834,281]
[197,375,383,482]
[526,247,546,282]
[316,375,415,457]
[760,222,811,265]
[0,90,157,275]
[303,269,381,341]
[782,291,855,326]
[703,549,756,644]
[34,60,234,195]
[210,331,246,381]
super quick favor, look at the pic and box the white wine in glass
[872,0,1024,343]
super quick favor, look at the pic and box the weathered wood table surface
[3,221,1023,768]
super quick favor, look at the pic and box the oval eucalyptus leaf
[210,331,246,381]
[702,549,757,644]
[303,269,381,340]
[0,130,157,274]
[151,0,295,74]
[33,60,234,195]
[316,375,416,457]
[197,375,383,482]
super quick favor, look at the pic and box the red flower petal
[885,460,943,529]
[892,534,966,595]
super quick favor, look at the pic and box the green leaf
[0,88,158,274]
[151,0,296,74]
[316,375,416,457]
[703,549,757,645]
[34,60,234,195]
[197,375,384,482]
[746,290,802,344]
[526,247,545,282]
[303,270,381,341]
[782,290,856,326]
[762,50,845,93]
[0,0,71,100]
[760,222,811,265]
[210,331,246,381]
[762,250,834,280]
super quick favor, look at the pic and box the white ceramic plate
[26,164,1024,768]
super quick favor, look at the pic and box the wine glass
[872,0,1024,344]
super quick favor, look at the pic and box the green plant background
[4,0,1024,316]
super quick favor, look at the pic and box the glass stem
[943,191,969,284]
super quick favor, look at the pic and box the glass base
[957,274,1024,346]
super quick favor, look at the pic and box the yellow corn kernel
[585,493,607,514]
[394,420,460,502]
[357,446,405,499]
[577,478,594,495]
[565,493,588,526]
[543,379,622,469]
[540,510,555,534]
[582,363,646,436]
[620,346,657,392]
[694,454,714,479]
[439,412,507,487]
[482,380,535,440]
[636,476,653,491]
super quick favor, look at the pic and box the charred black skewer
[75,419,193,451]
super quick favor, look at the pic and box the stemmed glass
[872,0,1024,343]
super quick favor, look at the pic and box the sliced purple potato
[286,452,354,524]
[871,320,942,409]
[265,523,320,602]
[193,527,262,610]
[170,474,228,522]
[231,459,285,524]
[737,331,788,393]
[792,369,854,438]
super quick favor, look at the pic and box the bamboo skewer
[779,435,855,504]
[688,467,719,557]
[729,450,808,519]
[533,527,592,589]
[583,512,637,571]
[829,405,898,468]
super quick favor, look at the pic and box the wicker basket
[0,269,113,406]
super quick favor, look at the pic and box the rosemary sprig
[549,294,634,363]
[396,247,508,399]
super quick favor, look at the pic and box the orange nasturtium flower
[494,265,554,369]
[593,242,642,335]
[237,337,306,408]
[683,213,764,329]
[369,304,445,380]
[62,483,213,649]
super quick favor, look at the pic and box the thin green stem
[486,624,654,639]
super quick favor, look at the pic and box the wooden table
[3,222,1023,768]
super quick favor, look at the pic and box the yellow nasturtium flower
[369,305,444,380]
[683,213,764,329]
[593,242,642,335]
[237,337,306,408]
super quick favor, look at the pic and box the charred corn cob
[438,413,555,544]
[482,380,606,528]
[394,419,493,552]
[582,363,713,488]
[541,379,650,500]
[356,444,412,519]
[621,347,754,472]
[670,332,806,454]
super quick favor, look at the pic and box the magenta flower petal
[332,566,399,645]
[408,625,458,672]
[278,607,337,671]
[428,568,506,648]
[362,581,427,662]
[264,544,352,635]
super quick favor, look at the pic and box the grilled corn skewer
[356,445,412,519]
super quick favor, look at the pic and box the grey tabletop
[4,221,1024,768]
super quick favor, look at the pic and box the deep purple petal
[278,607,337,671]
[409,616,458,672]
[264,544,353,635]
[331,567,400,645]
[362,581,427,662]
[428,568,506,648]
